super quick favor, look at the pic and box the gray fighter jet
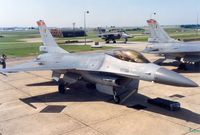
[143,19,200,69]
[98,28,132,44]
[0,20,198,104]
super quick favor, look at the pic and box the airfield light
[84,11,90,45]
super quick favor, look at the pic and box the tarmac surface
[0,42,200,135]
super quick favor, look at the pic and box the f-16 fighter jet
[0,20,198,104]
[143,19,200,69]
[98,29,132,44]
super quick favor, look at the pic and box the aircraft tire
[58,79,65,94]
[113,95,120,104]
[113,90,120,104]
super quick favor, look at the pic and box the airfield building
[50,28,86,38]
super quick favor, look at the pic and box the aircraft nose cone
[155,68,199,87]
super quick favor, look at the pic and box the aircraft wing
[0,60,140,80]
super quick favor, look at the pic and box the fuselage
[36,49,198,87]
[37,52,157,81]
[144,42,200,62]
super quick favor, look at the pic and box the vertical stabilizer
[147,19,179,43]
[37,20,67,53]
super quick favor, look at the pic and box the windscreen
[108,50,150,63]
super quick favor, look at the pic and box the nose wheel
[113,90,120,104]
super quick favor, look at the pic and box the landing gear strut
[113,89,120,104]
[58,79,66,94]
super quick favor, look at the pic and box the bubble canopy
[107,49,150,63]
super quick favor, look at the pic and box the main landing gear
[57,80,121,104]
[113,89,120,104]
[58,79,68,94]
[105,40,116,44]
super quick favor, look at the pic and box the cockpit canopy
[107,49,150,63]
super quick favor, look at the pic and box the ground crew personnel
[0,54,7,69]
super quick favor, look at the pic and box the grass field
[0,30,115,57]
[0,28,200,57]
[0,44,113,57]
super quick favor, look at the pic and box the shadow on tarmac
[26,81,58,87]
[20,81,200,125]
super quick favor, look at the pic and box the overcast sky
[0,0,200,27]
